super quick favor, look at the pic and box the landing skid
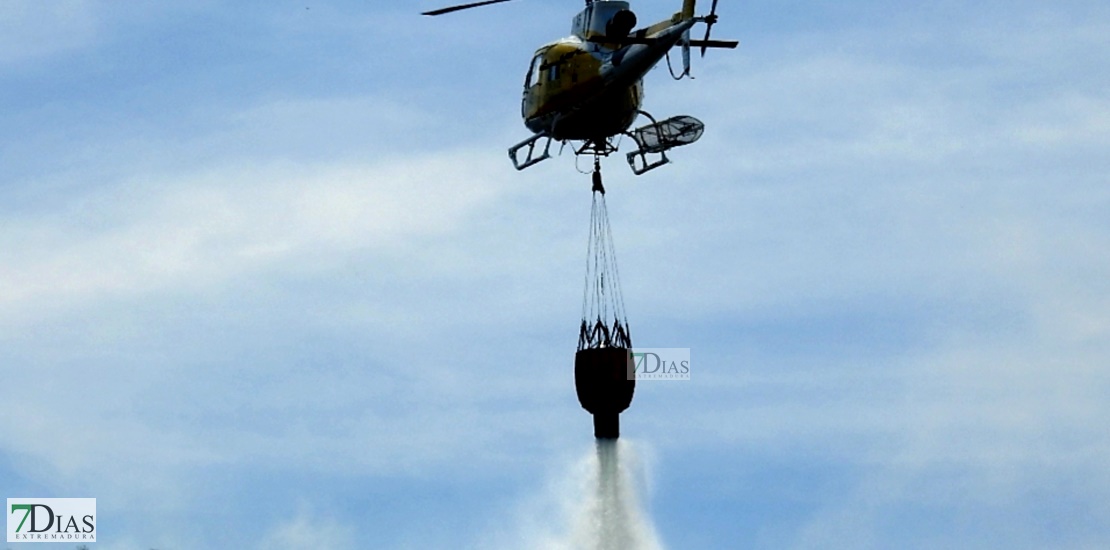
[509,132,553,170]
[626,146,670,175]
[508,114,705,175]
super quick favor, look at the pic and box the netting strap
[579,178,631,351]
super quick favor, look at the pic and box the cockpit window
[526,54,544,88]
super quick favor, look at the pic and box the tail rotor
[699,0,719,57]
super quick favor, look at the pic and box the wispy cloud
[0,0,98,66]
[2,1,1109,548]
[258,507,355,550]
[1,149,509,323]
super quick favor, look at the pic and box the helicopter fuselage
[521,1,696,142]
[423,0,737,173]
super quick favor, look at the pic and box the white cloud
[0,150,510,327]
[0,145,530,528]
[259,508,355,550]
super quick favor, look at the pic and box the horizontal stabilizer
[688,39,739,49]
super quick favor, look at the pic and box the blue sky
[3,0,1109,548]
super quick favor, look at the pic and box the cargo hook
[591,157,605,195]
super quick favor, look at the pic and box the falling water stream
[492,438,663,549]
[565,439,663,550]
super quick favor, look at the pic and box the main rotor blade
[422,0,513,16]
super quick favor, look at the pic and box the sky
[2,0,1109,548]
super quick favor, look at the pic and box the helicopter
[423,0,738,175]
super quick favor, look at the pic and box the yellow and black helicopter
[424,0,738,175]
